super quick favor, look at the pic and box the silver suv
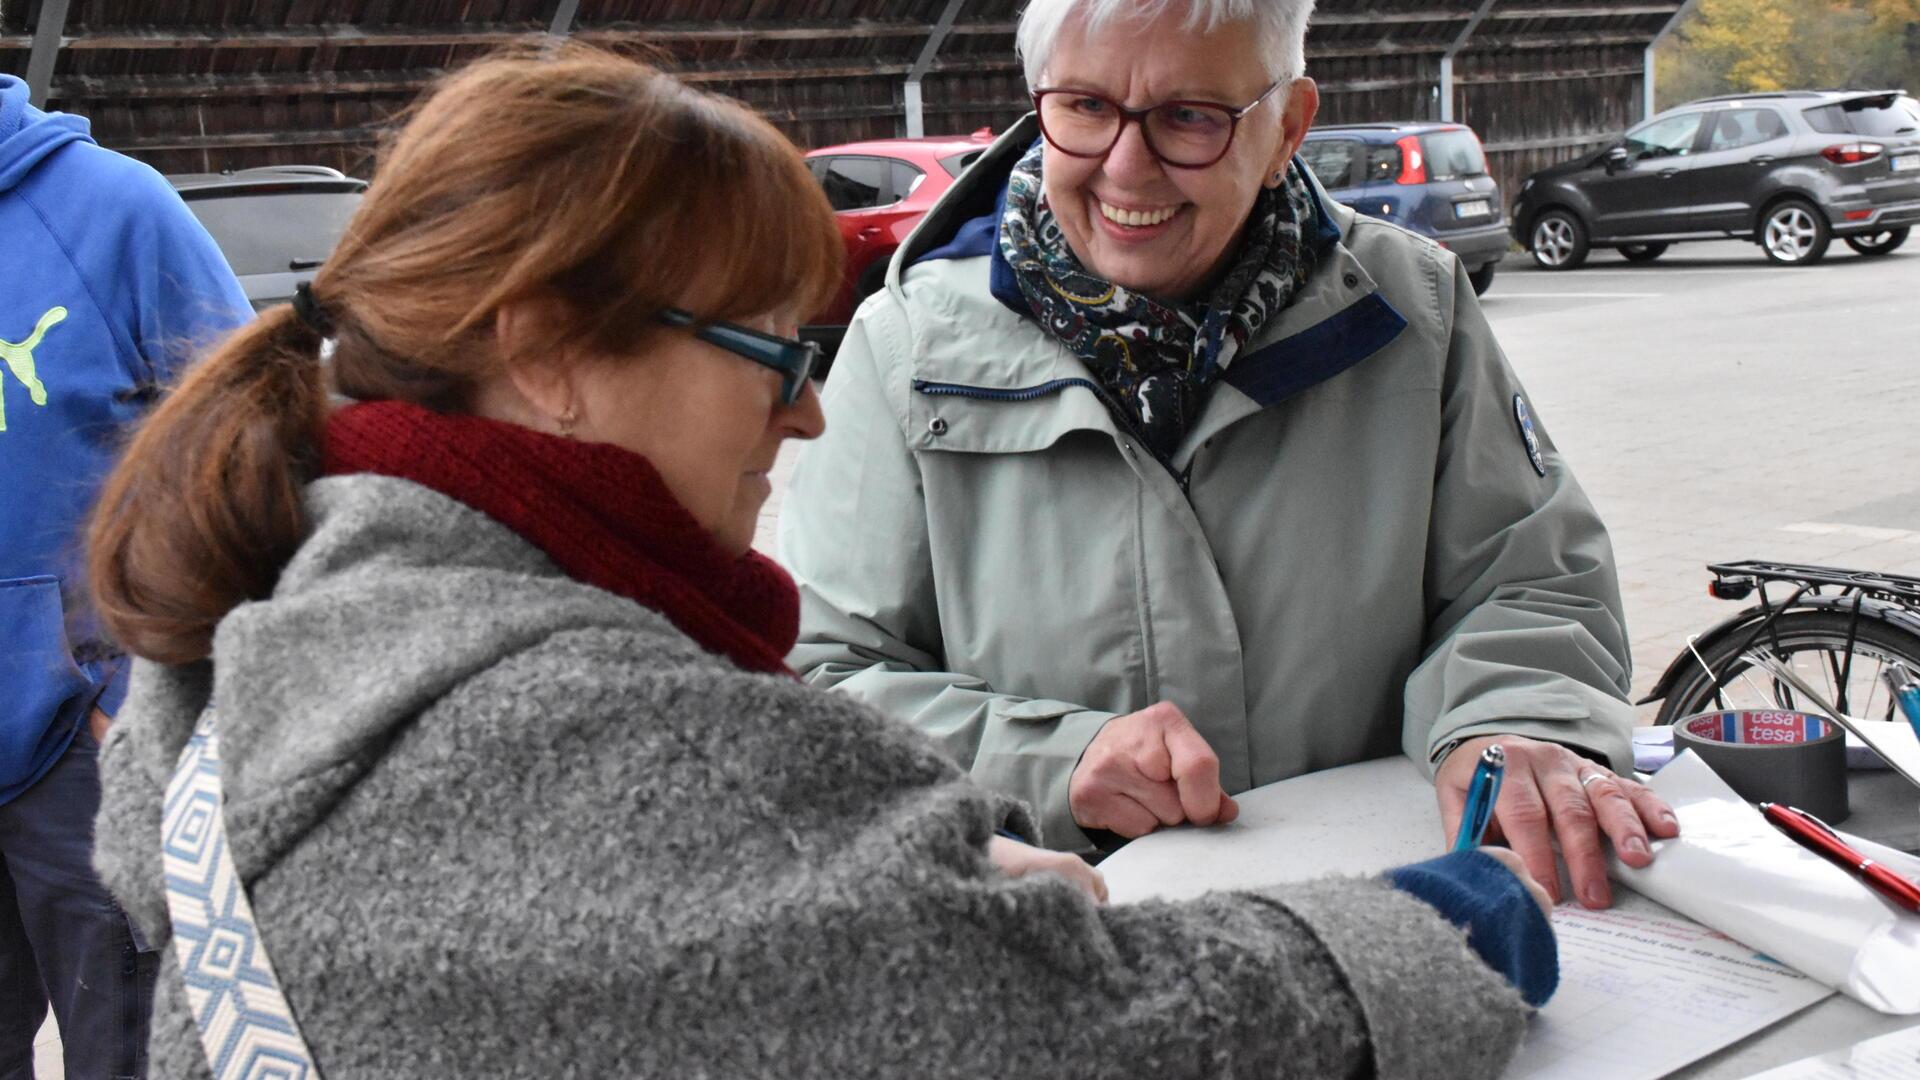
[168,166,366,308]
[1512,90,1920,268]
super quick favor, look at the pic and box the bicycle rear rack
[1695,561,1920,715]
[1706,560,1920,607]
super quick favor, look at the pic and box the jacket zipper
[910,377,1100,402]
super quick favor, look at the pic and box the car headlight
[1522,177,1534,192]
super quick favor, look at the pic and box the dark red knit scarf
[323,400,799,676]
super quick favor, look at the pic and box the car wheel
[1760,199,1831,265]
[1530,210,1588,270]
[1844,227,1909,256]
[1619,242,1669,263]
[1468,262,1497,295]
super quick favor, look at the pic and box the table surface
[1095,758,1920,1080]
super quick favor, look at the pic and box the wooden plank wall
[1,1,1674,201]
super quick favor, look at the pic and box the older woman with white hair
[782,0,1677,912]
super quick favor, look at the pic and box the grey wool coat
[94,474,1531,1079]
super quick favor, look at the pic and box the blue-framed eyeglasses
[658,308,821,405]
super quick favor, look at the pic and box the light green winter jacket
[780,116,1634,853]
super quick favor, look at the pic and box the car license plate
[1455,199,1491,218]
[1892,153,1920,173]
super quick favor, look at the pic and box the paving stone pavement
[36,243,1917,1077]
[1478,241,1920,719]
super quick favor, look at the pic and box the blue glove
[1387,849,1558,1007]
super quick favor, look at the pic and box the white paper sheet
[1841,719,1920,789]
[1614,752,1920,1014]
[1094,757,1845,1079]
[1739,1022,1920,1079]
[1507,892,1834,1080]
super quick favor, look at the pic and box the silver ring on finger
[1577,769,1611,789]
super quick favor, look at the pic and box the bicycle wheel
[1654,610,1920,725]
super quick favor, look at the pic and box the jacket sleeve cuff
[1420,695,1634,778]
[985,792,1039,844]
[1386,849,1559,1007]
[970,706,1113,854]
[1268,876,1533,1079]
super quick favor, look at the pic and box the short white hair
[1015,0,1315,88]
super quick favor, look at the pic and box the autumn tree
[1658,0,1920,109]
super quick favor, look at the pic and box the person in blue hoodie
[0,73,250,1078]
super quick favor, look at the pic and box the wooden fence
[2,1,1690,201]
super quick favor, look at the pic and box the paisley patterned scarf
[998,140,1322,461]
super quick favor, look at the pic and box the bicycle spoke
[1740,657,1791,709]
[1662,609,1920,726]
[1819,650,1851,715]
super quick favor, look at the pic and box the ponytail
[88,305,328,664]
[86,44,843,665]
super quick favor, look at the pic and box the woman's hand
[1436,735,1678,910]
[1477,846,1554,920]
[1068,702,1239,838]
[988,836,1109,903]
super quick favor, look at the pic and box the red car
[804,129,995,345]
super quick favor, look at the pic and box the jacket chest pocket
[916,434,1156,713]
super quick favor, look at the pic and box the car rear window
[939,150,984,178]
[1805,96,1920,137]
[1421,130,1488,180]
[1299,139,1361,189]
[816,157,923,210]
[183,189,362,277]
[1363,144,1402,183]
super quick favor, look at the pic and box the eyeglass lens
[1037,93,1237,166]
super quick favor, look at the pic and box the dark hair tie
[292,281,336,338]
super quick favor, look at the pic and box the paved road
[758,238,1920,718]
[1483,239,1920,715]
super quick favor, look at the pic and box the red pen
[1760,803,1920,915]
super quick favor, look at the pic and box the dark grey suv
[1512,90,1920,268]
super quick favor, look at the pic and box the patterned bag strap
[163,708,323,1079]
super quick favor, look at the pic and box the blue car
[1300,122,1508,295]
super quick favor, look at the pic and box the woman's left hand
[987,836,1108,904]
[1435,735,1679,910]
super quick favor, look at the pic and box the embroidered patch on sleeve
[1513,393,1546,477]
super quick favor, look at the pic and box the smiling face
[1036,8,1318,300]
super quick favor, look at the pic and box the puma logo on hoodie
[0,305,63,430]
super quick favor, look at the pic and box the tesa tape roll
[1671,710,1849,823]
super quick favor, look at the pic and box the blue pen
[1452,744,1507,852]
[1889,662,1920,742]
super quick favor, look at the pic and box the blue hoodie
[0,75,250,805]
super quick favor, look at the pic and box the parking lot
[756,238,1920,718]
[1485,240,1920,713]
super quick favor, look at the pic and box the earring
[558,404,578,439]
